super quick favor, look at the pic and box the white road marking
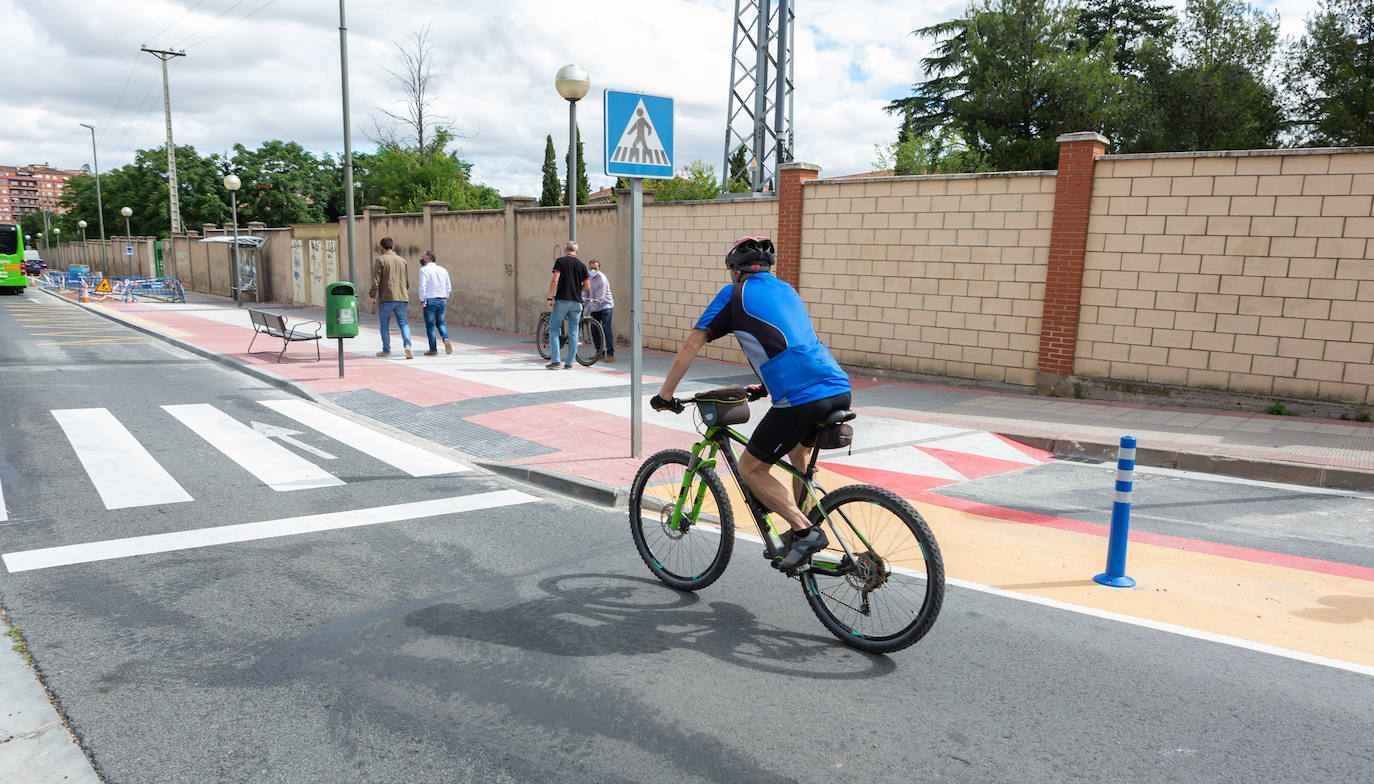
[250,421,338,460]
[0,477,7,521]
[259,399,468,476]
[52,408,193,510]
[915,431,1042,464]
[729,526,1374,678]
[163,404,343,491]
[2,490,536,572]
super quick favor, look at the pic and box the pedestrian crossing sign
[604,89,674,179]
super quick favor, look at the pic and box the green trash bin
[325,281,358,339]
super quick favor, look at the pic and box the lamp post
[224,174,242,306]
[53,228,60,267]
[36,232,43,258]
[79,123,107,268]
[120,207,133,277]
[78,220,88,266]
[555,64,590,242]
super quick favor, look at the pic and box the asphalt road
[1,293,1370,783]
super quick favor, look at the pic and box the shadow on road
[406,572,898,679]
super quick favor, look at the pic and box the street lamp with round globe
[555,64,590,242]
[120,207,133,276]
[78,220,89,266]
[224,174,244,306]
[53,227,61,267]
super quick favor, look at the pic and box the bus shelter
[200,235,266,302]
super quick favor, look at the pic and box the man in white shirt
[416,250,453,355]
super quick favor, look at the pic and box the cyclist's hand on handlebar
[650,394,684,414]
[746,384,767,401]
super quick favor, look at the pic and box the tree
[1076,0,1176,76]
[539,135,561,206]
[56,144,231,238]
[1130,0,1284,152]
[227,140,342,226]
[646,160,721,203]
[353,127,502,213]
[724,143,753,192]
[889,0,1126,171]
[874,127,990,175]
[1288,0,1374,146]
[373,25,449,161]
[564,125,590,206]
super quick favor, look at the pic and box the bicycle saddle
[822,409,857,426]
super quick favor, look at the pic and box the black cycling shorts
[745,392,852,465]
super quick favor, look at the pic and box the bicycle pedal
[784,563,812,578]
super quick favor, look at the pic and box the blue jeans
[378,300,411,353]
[590,307,613,356]
[423,298,450,352]
[548,299,582,366]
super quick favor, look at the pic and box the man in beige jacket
[369,236,412,359]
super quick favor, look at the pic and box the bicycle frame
[665,421,875,576]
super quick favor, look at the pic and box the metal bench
[247,308,321,362]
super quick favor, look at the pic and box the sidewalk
[65,289,1374,496]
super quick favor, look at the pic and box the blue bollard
[1094,435,1137,588]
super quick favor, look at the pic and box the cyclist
[652,236,851,571]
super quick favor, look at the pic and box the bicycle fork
[669,442,719,532]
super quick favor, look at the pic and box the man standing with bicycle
[652,237,851,570]
[546,241,590,369]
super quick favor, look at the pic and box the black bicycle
[536,300,605,366]
[628,387,945,654]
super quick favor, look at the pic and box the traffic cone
[80,280,90,303]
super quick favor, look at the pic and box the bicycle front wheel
[536,312,552,359]
[628,449,735,591]
[802,485,944,654]
[576,318,604,366]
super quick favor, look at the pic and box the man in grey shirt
[586,258,615,363]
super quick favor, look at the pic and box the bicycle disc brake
[657,502,689,540]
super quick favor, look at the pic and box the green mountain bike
[628,387,945,654]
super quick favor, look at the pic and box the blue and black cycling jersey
[694,271,850,407]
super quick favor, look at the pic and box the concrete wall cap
[780,161,822,172]
[1056,131,1110,144]
[503,196,537,204]
[1101,145,1374,161]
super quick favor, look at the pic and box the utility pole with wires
[141,46,186,234]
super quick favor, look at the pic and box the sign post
[605,89,674,458]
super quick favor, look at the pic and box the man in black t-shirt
[545,240,590,369]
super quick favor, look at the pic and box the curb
[1005,433,1374,492]
[39,288,326,405]
[477,461,626,508]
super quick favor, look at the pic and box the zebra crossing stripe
[2,490,537,573]
[0,478,7,522]
[163,404,344,492]
[52,408,194,510]
[259,399,469,477]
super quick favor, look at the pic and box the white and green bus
[0,223,26,294]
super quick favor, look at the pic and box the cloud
[4,0,1322,198]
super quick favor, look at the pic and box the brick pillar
[1037,132,1109,393]
[776,162,821,289]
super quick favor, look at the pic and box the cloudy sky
[7,0,1317,198]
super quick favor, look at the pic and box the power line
[172,0,249,48]
[100,52,145,146]
[184,0,276,49]
[147,0,209,43]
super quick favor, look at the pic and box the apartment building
[0,164,83,223]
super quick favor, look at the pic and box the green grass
[3,626,31,663]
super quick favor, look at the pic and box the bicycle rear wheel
[576,318,604,366]
[536,312,552,359]
[801,485,944,654]
[629,449,735,591]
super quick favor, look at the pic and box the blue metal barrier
[119,277,186,303]
[1093,436,1137,588]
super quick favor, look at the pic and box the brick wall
[1080,148,1374,404]
[796,171,1056,385]
[641,197,778,364]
